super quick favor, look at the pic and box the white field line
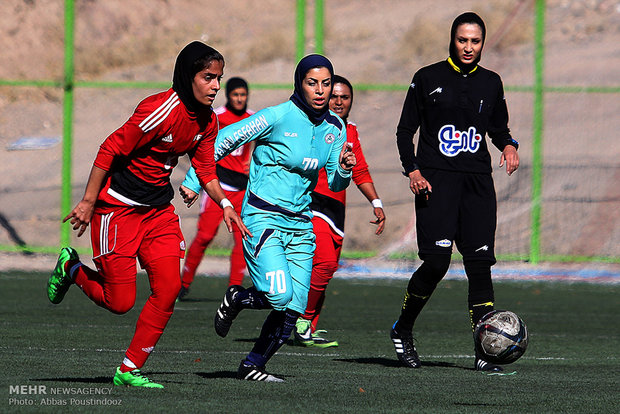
[0,345,591,361]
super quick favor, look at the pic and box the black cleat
[475,357,504,372]
[214,285,244,337]
[177,286,189,302]
[390,327,421,368]
[237,360,284,382]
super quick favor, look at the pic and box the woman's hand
[63,199,95,237]
[222,206,253,240]
[339,142,356,171]
[408,170,432,200]
[500,145,519,176]
[179,185,199,208]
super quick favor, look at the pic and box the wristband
[371,199,383,209]
[220,198,233,209]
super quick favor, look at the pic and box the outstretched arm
[357,182,385,235]
[203,178,252,239]
[63,165,107,237]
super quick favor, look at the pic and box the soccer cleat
[311,330,339,348]
[475,357,504,372]
[390,326,422,368]
[237,360,284,382]
[214,285,244,337]
[177,286,190,302]
[47,247,79,304]
[113,367,164,388]
[293,318,314,346]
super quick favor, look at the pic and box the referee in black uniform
[390,12,519,372]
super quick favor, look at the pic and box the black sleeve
[396,73,422,175]
[488,77,519,152]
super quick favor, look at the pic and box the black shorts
[415,169,496,263]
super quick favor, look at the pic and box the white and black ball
[474,310,528,365]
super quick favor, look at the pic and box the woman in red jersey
[46,41,249,388]
[293,75,386,348]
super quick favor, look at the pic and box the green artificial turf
[1,270,618,413]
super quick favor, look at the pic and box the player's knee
[464,260,493,285]
[154,278,182,309]
[321,260,339,277]
[419,254,451,280]
[191,234,212,249]
[107,298,135,315]
[408,254,451,295]
[311,260,338,288]
[268,289,295,310]
[168,277,182,299]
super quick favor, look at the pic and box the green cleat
[47,247,79,304]
[113,367,164,388]
[293,318,314,347]
[311,330,339,348]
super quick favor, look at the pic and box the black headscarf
[225,77,249,116]
[332,74,354,122]
[449,12,486,74]
[290,54,334,125]
[172,41,224,114]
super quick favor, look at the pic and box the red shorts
[312,216,344,265]
[90,204,185,274]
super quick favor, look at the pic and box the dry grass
[245,30,295,65]
[0,0,618,255]
[396,17,446,68]
[477,1,533,52]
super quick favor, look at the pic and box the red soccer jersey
[214,106,254,175]
[312,122,373,204]
[94,88,218,206]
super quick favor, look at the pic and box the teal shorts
[243,227,315,313]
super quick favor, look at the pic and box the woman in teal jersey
[181,54,356,382]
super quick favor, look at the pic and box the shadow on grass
[233,337,260,343]
[334,357,464,370]
[176,297,218,303]
[31,371,193,386]
[195,371,238,380]
[30,376,112,384]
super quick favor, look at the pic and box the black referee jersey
[396,59,518,176]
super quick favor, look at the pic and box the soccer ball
[474,310,528,365]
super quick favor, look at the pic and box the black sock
[465,260,495,333]
[246,309,299,367]
[237,286,271,310]
[395,288,430,333]
[469,302,494,333]
[395,255,450,333]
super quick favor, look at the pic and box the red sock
[123,256,179,369]
[72,264,106,306]
[124,299,173,369]
[119,362,135,373]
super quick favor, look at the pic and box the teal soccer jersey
[183,100,351,312]
[184,100,351,232]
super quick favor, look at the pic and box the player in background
[391,12,519,372]
[293,75,386,348]
[46,42,249,388]
[182,54,356,382]
[178,77,254,300]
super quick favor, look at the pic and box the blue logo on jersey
[438,125,482,157]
